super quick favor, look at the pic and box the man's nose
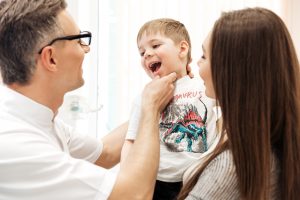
[82,45,90,53]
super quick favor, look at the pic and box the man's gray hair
[0,0,67,84]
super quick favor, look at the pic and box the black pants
[153,180,182,200]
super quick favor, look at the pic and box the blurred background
[59,0,300,138]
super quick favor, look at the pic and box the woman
[178,7,300,200]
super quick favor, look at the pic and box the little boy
[121,18,218,200]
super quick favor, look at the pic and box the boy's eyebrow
[138,39,161,50]
[149,39,160,42]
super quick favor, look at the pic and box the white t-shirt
[126,76,218,182]
[0,86,116,200]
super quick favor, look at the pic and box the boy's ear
[40,47,58,72]
[179,40,189,58]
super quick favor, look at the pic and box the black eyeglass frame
[38,31,92,54]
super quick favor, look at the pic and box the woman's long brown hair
[178,8,300,200]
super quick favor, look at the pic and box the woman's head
[210,7,299,122]
[197,32,214,98]
[195,7,300,199]
[200,7,299,108]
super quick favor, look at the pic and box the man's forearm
[109,110,160,200]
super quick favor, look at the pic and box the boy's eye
[153,44,160,48]
[140,52,145,57]
[201,54,206,59]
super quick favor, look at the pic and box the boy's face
[137,32,188,79]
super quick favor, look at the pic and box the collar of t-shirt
[0,85,54,129]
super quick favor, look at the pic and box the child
[121,18,218,200]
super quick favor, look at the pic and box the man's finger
[164,72,177,83]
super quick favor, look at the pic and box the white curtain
[62,0,298,137]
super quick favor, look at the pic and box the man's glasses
[38,31,92,54]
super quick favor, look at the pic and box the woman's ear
[39,46,58,72]
[179,40,189,59]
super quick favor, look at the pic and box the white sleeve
[68,130,103,163]
[125,95,142,140]
[55,118,103,163]
[0,126,117,200]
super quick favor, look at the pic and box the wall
[62,0,300,138]
[286,0,300,58]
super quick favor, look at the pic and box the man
[0,0,177,199]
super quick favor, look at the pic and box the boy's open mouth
[149,62,161,73]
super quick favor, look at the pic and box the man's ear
[179,40,189,59]
[40,47,58,72]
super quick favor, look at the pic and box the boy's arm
[97,91,140,169]
[120,140,134,166]
[120,94,141,166]
[95,122,128,169]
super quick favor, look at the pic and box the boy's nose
[144,50,153,59]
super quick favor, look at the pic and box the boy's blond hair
[137,18,192,65]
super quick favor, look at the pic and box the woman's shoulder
[203,150,235,175]
[185,150,281,200]
[186,150,240,200]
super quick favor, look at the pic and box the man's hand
[141,72,177,114]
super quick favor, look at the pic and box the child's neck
[176,71,188,79]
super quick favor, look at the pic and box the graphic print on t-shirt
[160,98,207,153]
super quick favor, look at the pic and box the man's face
[53,10,90,92]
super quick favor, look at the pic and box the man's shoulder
[0,110,29,131]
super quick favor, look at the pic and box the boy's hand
[187,65,194,78]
